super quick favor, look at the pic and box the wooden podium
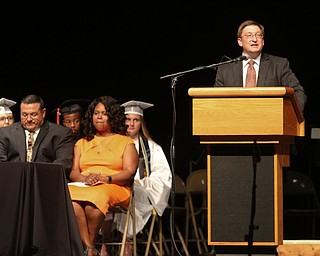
[188,87,304,248]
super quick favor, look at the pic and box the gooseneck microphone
[160,55,248,79]
[232,55,248,62]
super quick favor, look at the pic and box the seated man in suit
[0,94,74,178]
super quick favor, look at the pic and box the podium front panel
[208,144,280,246]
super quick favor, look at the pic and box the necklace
[97,143,103,154]
[95,135,113,154]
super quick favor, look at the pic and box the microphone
[160,55,248,79]
[232,55,247,62]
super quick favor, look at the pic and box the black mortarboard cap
[53,99,90,124]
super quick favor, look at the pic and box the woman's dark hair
[83,96,127,141]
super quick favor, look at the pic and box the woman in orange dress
[68,96,138,256]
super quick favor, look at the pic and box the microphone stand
[160,56,244,256]
[245,141,261,256]
[160,56,245,80]
[169,76,180,256]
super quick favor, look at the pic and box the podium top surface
[188,87,294,98]
[188,86,304,138]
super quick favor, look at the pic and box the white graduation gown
[114,138,172,237]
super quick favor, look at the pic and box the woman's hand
[84,173,102,186]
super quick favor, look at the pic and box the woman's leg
[100,218,113,255]
[85,204,105,247]
[72,201,91,248]
[73,201,103,256]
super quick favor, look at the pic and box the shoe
[84,246,100,256]
[123,242,132,256]
[100,243,111,256]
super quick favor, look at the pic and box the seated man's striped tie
[26,131,35,162]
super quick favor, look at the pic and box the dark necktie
[26,131,35,162]
[246,59,256,87]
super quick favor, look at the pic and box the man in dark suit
[0,94,74,178]
[215,19,307,111]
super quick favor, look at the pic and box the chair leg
[144,212,156,256]
[198,227,209,253]
[150,216,163,256]
[185,197,190,248]
[175,224,190,256]
[139,210,165,256]
[99,186,136,256]
[151,242,160,255]
[189,197,203,255]
[144,211,164,256]
[160,215,190,256]
[158,216,163,255]
[132,196,136,256]
[119,190,136,256]
[161,233,170,255]
[119,202,131,256]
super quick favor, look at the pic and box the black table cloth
[0,162,83,256]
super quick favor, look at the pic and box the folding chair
[138,175,190,256]
[137,209,163,256]
[186,169,210,255]
[97,185,137,256]
[161,175,190,256]
[283,170,320,239]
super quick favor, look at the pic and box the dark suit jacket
[0,120,74,177]
[214,53,307,111]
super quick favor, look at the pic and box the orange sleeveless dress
[68,134,134,215]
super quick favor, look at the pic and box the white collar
[244,54,261,66]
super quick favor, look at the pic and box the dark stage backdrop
[1,2,319,182]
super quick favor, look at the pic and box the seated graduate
[0,97,16,127]
[55,99,89,141]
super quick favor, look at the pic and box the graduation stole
[138,135,151,178]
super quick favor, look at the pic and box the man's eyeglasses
[242,33,264,40]
[0,116,14,122]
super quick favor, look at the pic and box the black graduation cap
[53,99,90,124]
